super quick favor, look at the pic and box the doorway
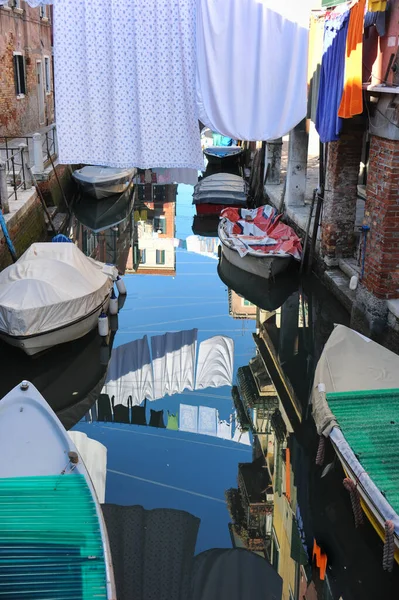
[36,61,45,125]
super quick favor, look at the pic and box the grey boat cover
[102,505,283,600]
[193,173,248,204]
[312,324,399,436]
[191,548,283,600]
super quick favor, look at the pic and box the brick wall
[0,2,54,137]
[363,135,399,299]
[0,194,46,270]
[321,124,363,260]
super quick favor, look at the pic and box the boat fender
[349,275,358,291]
[68,451,79,464]
[109,289,118,315]
[116,276,127,295]
[98,312,109,337]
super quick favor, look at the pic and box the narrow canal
[1,181,398,600]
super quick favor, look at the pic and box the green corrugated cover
[0,474,107,599]
[327,388,399,514]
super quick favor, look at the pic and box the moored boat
[203,146,244,175]
[0,243,117,356]
[193,173,248,216]
[218,205,302,279]
[312,325,399,566]
[0,380,116,599]
[72,165,136,200]
[74,184,135,233]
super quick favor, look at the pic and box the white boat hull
[0,296,110,356]
[0,381,116,599]
[221,243,292,279]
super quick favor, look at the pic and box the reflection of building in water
[228,290,257,320]
[73,209,134,275]
[127,185,177,275]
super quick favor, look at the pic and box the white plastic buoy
[116,276,127,295]
[349,275,358,291]
[98,312,109,337]
[109,289,118,315]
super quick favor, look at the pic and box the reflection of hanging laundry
[103,336,154,407]
[312,540,327,580]
[152,168,199,185]
[131,399,147,426]
[186,235,220,259]
[195,336,234,390]
[149,409,166,428]
[217,417,232,440]
[97,393,113,422]
[338,0,366,119]
[167,411,179,430]
[198,406,218,436]
[151,329,198,400]
[179,404,198,433]
[315,10,350,143]
[112,396,130,424]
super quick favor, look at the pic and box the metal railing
[0,124,58,212]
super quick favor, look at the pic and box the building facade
[0,1,54,137]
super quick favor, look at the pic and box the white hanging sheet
[68,431,107,503]
[179,404,199,433]
[150,329,198,400]
[103,336,154,407]
[217,418,232,440]
[198,406,218,436]
[196,0,310,141]
[52,0,203,169]
[195,336,234,390]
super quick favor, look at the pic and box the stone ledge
[1,188,38,241]
[323,268,356,313]
[387,299,399,320]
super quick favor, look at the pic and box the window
[12,0,21,9]
[154,216,166,234]
[271,529,280,572]
[139,249,146,264]
[39,4,47,18]
[156,250,165,265]
[13,53,26,97]
[44,57,51,93]
[243,299,254,307]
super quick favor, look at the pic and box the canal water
[1,181,398,599]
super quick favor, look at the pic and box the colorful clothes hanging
[307,15,325,123]
[315,10,350,143]
[368,0,387,10]
[338,0,366,119]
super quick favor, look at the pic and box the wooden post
[0,161,9,214]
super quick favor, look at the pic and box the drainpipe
[360,225,370,281]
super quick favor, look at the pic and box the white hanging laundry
[52,0,203,169]
[150,329,198,400]
[195,336,234,390]
[196,0,310,141]
[68,431,107,503]
[198,406,218,436]
[179,404,199,433]
[103,336,154,407]
[217,418,232,440]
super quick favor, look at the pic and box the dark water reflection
[3,178,398,599]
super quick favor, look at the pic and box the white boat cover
[312,325,399,436]
[73,165,135,184]
[186,236,220,260]
[0,243,115,337]
[195,336,234,390]
[68,431,107,504]
[194,173,248,197]
[103,336,154,407]
[198,406,218,436]
[150,330,198,400]
[196,0,310,141]
[179,404,198,433]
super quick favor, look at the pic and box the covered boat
[312,325,399,566]
[0,381,115,599]
[0,243,117,356]
[203,146,244,176]
[72,165,136,199]
[218,205,302,279]
[193,173,248,216]
[73,184,135,233]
